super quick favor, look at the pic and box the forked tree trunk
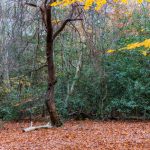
[25,1,79,127]
[45,6,62,127]
[24,0,80,128]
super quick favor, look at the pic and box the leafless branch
[24,3,37,8]
[53,18,82,40]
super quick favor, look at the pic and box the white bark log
[23,122,52,132]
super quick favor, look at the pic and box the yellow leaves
[142,39,150,48]
[141,51,147,56]
[123,39,150,50]
[121,0,128,4]
[51,0,149,10]
[84,0,95,10]
[52,19,61,25]
[84,0,108,10]
[107,49,116,53]
[125,42,143,50]
[51,0,83,7]
[106,39,150,56]
[95,0,107,11]
[137,0,144,3]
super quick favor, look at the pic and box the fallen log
[23,122,52,132]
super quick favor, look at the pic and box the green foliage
[0,105,18,121]
[105,51,150,119]
[59,50,150,120]
[1,4,150,121]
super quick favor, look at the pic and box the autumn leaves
[107,39,150,56]
[51,0,150,10]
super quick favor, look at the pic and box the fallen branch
[23,122,52,132]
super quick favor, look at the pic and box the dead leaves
[0,120,149,150]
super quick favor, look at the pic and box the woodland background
[0,0,150,122]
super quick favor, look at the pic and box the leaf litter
[0,120,149,150]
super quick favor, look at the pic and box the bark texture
[45,6,62,127]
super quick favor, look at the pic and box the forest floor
[0,120,149,150]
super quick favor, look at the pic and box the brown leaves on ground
[0,120,149,150]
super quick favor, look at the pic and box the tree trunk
[2,49,10,89]
[45,6,62,127]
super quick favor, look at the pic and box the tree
[25,0,82,127]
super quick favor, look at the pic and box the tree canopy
[51,0,150,10]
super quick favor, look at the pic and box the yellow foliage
[51,0,149,10]
[142,39,150,48]
[106,39,150,56]
[107,49,116,53]
[52,19,61,25]
[141,51,147,56]
[122,39,150,50]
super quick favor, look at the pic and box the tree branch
[53,18,82,40]
[23,122,52,132]
[53,4,83,40]
[24,3,37,8]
